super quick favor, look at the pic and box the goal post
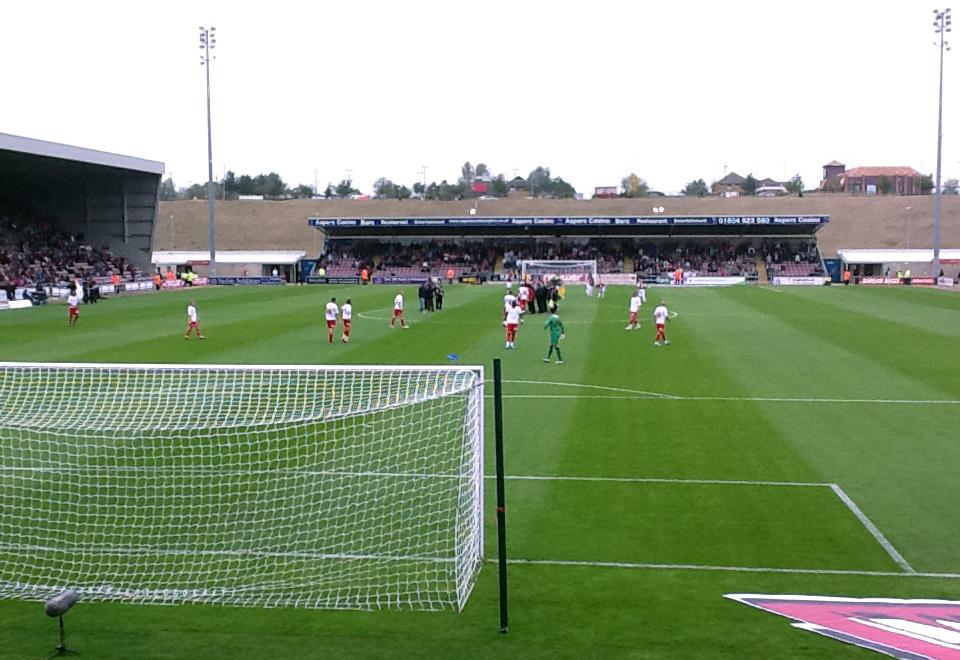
[519,260,598,285]
[0,362,484,611]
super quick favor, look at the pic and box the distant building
[711,172,747,196]
[593,186,618,199]
[820,161,924,194]
[509,176,528,191]
[822,160,846,182]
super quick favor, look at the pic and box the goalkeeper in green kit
[543,311,565,364]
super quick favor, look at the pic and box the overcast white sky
[1,1,955,195]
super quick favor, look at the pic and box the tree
[475,163,489,178]
[490,174,509,198]
[373,177,398,199]
[552,178,577,199]
[920,174,935,194]
[425,180,461,201]
[621,173,649,198]
[459,162,475,185]
[682,178,709,197]
[784,174,804,195]
[335,179,359,197]
[397,185,412,200]
[741,174,759,196]
[943,178,959,195]
[221,171,237,199]
[323,184,334,199]
[236,175,255,195]
[877,175,893,195]
[159,177,178,201]
[291,184,314,199]
[253,173,286,197]
[527,166,553,197]
[412,182,425,198]
[184,183,208,200]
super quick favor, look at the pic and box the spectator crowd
[0,211,137,295]
[319,238,822,281]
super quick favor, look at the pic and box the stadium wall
[155,194,960,257]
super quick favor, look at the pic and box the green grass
[1,283,960,658]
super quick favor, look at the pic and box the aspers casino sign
[726,594,960,658]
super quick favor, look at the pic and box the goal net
[0,362,484,611]
[519,260,598,285]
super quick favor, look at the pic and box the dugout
[0,132,164,270]
[837,248,960,282]
[151,250,305,282]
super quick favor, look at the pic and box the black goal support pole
[493,358,509,634]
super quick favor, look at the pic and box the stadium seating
[0,211,134,289]
[318,238,822,281]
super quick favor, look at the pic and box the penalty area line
[489,558,960,579]
[500,379,960,405]
[830,483,915,574]
[485,474,830,488]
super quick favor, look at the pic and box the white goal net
[519,260,598,285]
[0,362,484,611]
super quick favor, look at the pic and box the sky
[1,0,956,196]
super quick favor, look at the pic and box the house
[593,186,618,199]
[822,160,845,181]
[711,172,747,196]
[820,161,924,194]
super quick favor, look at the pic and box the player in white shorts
[503,300,522,348]
[626,291,643,330]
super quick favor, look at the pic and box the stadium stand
[0,210,136,290]
[318,237,821,281]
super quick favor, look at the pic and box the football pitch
[0,282,959,658]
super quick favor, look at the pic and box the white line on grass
[490,474,830,487]
[503,379,678,399]
[758,286,782,294]
[501,379,960,405]
[830,483,915,573]
[490,558,959,579]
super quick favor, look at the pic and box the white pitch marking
[490,558,960,579]
[830,483,916,574]
[492,474,830,488]
[503,379,678,399]
[759,286,782,294]
[502,379,960,405]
